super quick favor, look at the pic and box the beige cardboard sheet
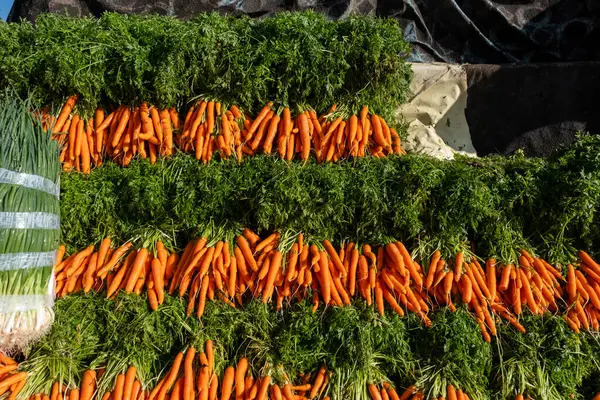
[399,63,476,159]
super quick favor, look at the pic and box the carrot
[124,248,149,293]
[446,385,457,400]
[579,250,600,271]
[204,340,214,377]
[98,242,132,278]
[443,271,454,297]
[157,353,185,400]
[318,251,333,304]
[567,264,577,302]
[68,115,79,161]
[149,107,163,144]
[161,117,174,156]
[298,112,311,161]
[113,374,126,400]
[281,384,294,400]
[6,378,25,400]
[80,121,92,174]
[111,108,131,147]
[251,102,275,135]
[270,385,283,400]
[368,384,383,400]
[53,95,78,133]
[486,259,497,300]
[262,251,282,303]
[166,107,180,130]
[150,258,165,304]
[518,268,539,314]
[256,375,271,400]
[237,236,258,271]
[219,366,235,400]
[171,378,184,400]
[375,281,385,316]
[203,372,217,400]
[235,358,248,400]
[249,110,272,150]
[122,366,137,400]
[263,114,281,154]
[499,264,513,291]
[106,254,134,298]
[385,243,406,277]
[66,245,94,277]
[461,274,473,304]
[370,115,388,147]
[454,252,464,282]
[425,251,441,289]
[183,347,196,400]
[80,370,97,400]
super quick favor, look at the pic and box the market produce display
[41,97,404,173]
[1,9,600,400]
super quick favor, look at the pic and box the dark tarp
[9,0,600,64]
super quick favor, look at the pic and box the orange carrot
[98,242,132,278]
[318,251,332,304]
[123,366,137,400]
[454,252,464,282]
[499,264,513,291]
[256,376,271,400]
[113,374,126,400]
[368,384,383,400]
[263,114,281,154]
[80,370,97,400]
[53,95,78,133]
[219,366,235,400]
[235,358,248,400]
[486,259,497,300]
[385,243,406,277]
[157,353,185,400]
[183,347,196,400]
[248,103,273,137]
[567,264,577,301]
[237,236,258,271]
[370,115,388,147]
[447,385,457,400]
[124,248,149,293]
[298,112,311,161]
[111,108,131,147]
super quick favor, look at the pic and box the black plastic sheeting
[8,0,600,64]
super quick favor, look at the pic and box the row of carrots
[2,347,581,400]
[53,229,600,340]
[0,351,26,400]
[38,96,405,174]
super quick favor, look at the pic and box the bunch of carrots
[41,95,177,173]
[176,101,405,163]
[38,96,405,174]
[53,229,600,340]
[13,342,333,400]
[0,352,27,400]
[367,383,470,400]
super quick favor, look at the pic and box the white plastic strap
[0,212,60,229]
[0,251,57,271]
[0,294,53,313]
[0,168,60,198]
